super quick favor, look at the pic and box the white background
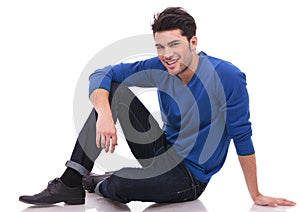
[0,0,299,211]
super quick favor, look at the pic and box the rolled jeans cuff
[95,180,105,196]
[65,160,90,176]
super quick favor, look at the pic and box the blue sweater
[89,51,254,183]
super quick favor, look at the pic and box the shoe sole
[19,198,85,205]
[64,198,85,205]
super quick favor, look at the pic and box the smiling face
[154,29,199,80]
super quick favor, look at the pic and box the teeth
[166,60,177,65]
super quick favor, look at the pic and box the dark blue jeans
[68,82,207,203]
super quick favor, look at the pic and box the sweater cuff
[234,138,255,156]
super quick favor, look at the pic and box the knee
[110,82,131,96]
[109,82,135,105]
[110,82,121,93]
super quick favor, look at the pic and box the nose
[162,47,174,59]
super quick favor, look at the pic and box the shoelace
[48,178,60,185]
[47,178,61,193]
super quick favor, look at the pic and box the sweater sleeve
[218,62,255,156]
[88,57,164,96]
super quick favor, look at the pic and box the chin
[166,69,178,76]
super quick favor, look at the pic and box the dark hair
[151,7,196,41]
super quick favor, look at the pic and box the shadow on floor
[143,199,207,212]
[21,192,207,212]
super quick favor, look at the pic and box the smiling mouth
[165,59,179,66]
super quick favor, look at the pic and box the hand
[253,193,296,207]
[95,112,118,153]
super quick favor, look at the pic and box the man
[19,7,295,207]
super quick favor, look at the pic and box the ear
[190,36,198,50]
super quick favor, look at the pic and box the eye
[155,45,164,50]
[169,42,179,47]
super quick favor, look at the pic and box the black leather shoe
[19,178,85,205]
[82,172,113,193]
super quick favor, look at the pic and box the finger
[96,131,101,148]
[101,134,106,149]
[268,202,278,207]
[110,135,118,153]
[105,137,110,153]
[276,198,296,206]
